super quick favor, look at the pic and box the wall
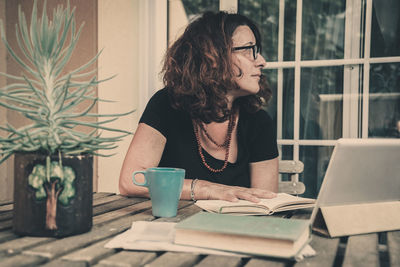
[0,0,12,203]
[97,0,167,193]
[97,0,140,193]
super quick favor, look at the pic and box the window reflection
[369,63,400,138]
[300,146,333,198]
[371,0,400,57]
[283,69,294,139]
[239,0,279,61]
[300,67,343,140]
[302,0,346,60]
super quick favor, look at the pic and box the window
[167,0,400,197]
[239,0,400,197]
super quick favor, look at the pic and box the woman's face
[230,25,266,98]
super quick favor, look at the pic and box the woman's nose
[255,53,266,68]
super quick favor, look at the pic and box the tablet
[311,138,400,222]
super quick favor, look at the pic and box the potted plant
[0,1,132,237]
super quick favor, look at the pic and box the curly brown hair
[162,11,272,123]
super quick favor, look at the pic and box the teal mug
[132,167,185,217]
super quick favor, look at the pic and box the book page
[195,193,315,215]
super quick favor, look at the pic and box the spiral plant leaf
[0,0,133,164]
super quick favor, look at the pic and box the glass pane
[263,69,277,125]
[369,63,400,138]
[370,1,400,57]
[302,0,346,60]
[283,0,296,61]
[168,0,219,43]
[283,69,294,139]
[300,66,343,140]
[280,145,293,160]
[239,0,279,62]
[299,145,334,198]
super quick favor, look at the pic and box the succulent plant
[0,0,133,165]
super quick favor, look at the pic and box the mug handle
[132,171,148,187]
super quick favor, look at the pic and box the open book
[195,193,315,215]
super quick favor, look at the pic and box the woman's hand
[194,179,277,203]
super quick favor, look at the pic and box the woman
[119,11,279,202]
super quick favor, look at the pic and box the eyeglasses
[232,44,260,60]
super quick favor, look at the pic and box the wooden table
[0,193,399,267]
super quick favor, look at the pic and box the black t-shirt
[139,88,278,187]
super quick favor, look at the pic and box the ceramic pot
[13,152,93,237]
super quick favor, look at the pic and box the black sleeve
[248,110,279,162]
[139,88,171,137]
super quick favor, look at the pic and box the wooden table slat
[93,197,148,216]
[0,236,54,256]
[21,208,157,259]
[343,233,379,267]
[144,251,201,267]
[95,251,158,267]
[194,255,243,267]
[0,253,47,267]
[387,231,400,267]
[93,200,152,225]
[93,192,115,200]
[59,238,116,265]
[92,195,125,207]
[40,259,88,267]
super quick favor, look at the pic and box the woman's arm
[119,123,166,196]
[250,157,279,192]
[118,122,203,199]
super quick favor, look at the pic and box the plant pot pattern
[13,152,93,237]
[28,157,76,230]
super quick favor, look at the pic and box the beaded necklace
[193,112,237,173]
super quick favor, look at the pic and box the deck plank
[387,231,400,267]
[342,233,379,267]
